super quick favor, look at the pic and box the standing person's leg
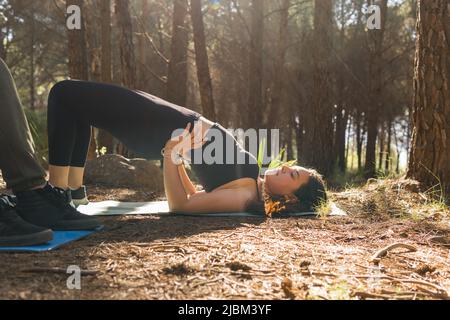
[0,58,53,246]
[0,58,47,192]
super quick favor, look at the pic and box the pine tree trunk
[263,0,290,162]
[97,0,115,155]
[86,0,101,82]
[101,0,112,84]
[407,0,450,197]
[0,18,5,60]
[157,16,165,54]
[287,115,294,161]
[393,125,401,174]
[246,0,264,129]
[167,0,189,107]
[267,0,289,129]
[29,9,35,110]
[296,120,303,162]
[335,105,348,173]
[385,120,391,173]
[67,0,89,80]
[364,0,388,178]
[115,0,136,88]
[346,117,352,170]
[356,112,363,171]
[86,0,101,160]
[303,0,334,176]
[66,0,97,160]
[0,36,5,61]
[333,0,348,173]
[115,0,136,158]
[378,126,385,171]
[137,0,150,91]
[338,110,349,173]
[190,0,216,120]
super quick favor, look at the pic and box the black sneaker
[0,195,53,247]
[70,185,89,207]
[15,183,102,231]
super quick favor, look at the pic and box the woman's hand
[164,122,207,161]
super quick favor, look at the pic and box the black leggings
[47,80,201,167]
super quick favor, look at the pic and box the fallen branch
[415,286,450,300]
[371,243,417,264]
[352,291,401,300]
[429,236,450,247]
[380,289,427,297]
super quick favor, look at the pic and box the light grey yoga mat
[77,201,347,218]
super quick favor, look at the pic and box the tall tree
[66,0,97,160]
[167,0,189,107]
[408,0,450,197]
[100,0,112,84]
[267,0,290,130]
[334,0,351,173]
[302,0,334,176]
[140,0,151,91]
[115,0,136,88]
[96,0,115,154]
[267,0,290,160]
[85,0,101,82]
[29,5,35,110]
[0,10,6,60]
[66,0,88,80]
[115,0,136,157]
[190,0,216,120]
[365,0,388,178]
[246,0,264,129]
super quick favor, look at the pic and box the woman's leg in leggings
[68,119,92,189]
[49,128,91,189]
[47,82,93,189]
[46,79,200,190]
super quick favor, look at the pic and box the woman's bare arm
[164,147,251,213]
[174,188,251,214]
[163,146,190,212]
[163,122,251,214]
[165,156,251,213]
[178,164,197,196]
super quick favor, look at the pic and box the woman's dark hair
[293,172,327,212]
[246,169,328,217]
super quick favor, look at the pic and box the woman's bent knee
[49,80,75,100]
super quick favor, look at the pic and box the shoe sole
[0,229,54,247]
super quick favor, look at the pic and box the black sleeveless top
[188,123,260,193]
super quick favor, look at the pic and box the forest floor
[0,176,449,300]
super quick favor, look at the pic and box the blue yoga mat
[0,227,102,253]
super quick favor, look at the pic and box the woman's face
[264,165,311,196]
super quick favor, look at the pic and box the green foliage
[314,198,332,219]
[258,138,297,170]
